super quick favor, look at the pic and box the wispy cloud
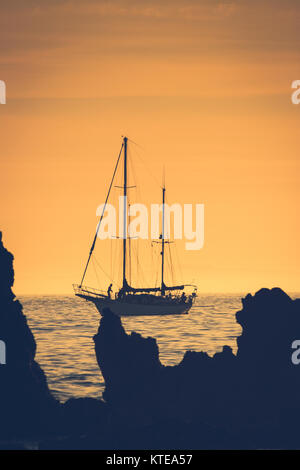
[1,1,299,99]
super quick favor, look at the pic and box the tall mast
[122,136,128,290]
[161,185,166,296]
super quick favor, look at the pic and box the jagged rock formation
[0,232,59,438]
[235,288,300,446]
[94,289,300,448]
[94,309,163,425]
[94,309,240,429]
[0,232,111,448]
[2,229,300,448]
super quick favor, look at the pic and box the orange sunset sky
[0,0,299,295]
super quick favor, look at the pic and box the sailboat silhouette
[73,137,197,316]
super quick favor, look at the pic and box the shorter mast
[161,186,166,296]
[122,136,128,290]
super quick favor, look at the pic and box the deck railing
[73,284,107,298]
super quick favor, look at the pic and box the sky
[0,0,299,294]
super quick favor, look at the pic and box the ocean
[20,294,247,403]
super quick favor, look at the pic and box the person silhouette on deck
[107,283,113,299]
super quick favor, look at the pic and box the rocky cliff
[94,289,300,448]
[0,232,59,438]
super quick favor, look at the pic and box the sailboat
[73,136,197,316]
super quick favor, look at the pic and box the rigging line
[154,251,159,289]
[94,255,121,289]
[130,237,137,287]
[164,192,177,285]
[127,137,145,150]
[174,241,183,285]
[129,140,161,189]
[110,181,118,281]
[165,244,170,285]
[135,237,139,287]
[110,237,113,280]
[79,142,124,287]
[128,150,141,202]
[128,205,132,285]
[127,152,144,287]
[92,257,101,290]
[133,242,146,287]
[150,240,158,288]
[168,242,175,286]
[117,240,122,289]
[115,237,123,289]
[150,240,154,271]
[131,242,140,286]
[113,237,120,287]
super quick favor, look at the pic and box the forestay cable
[79,142,124,287]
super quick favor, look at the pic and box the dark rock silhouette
[94,290,300,448]
[2,230,300,448]
[94,308,163,425]
[62,397,109,436]
[0,232,112,449]
[0,232,59,438]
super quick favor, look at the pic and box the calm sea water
[20,294,247,403]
